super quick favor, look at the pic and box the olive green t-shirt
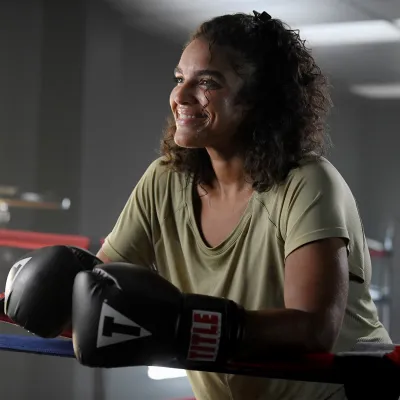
[102,156,391,400]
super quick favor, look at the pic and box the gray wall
[0,0,42,231]
[79,0,180,239]
[0,0,193,399]
[1,0,400,399]
[0,0,42,191]
[0,0,85,234]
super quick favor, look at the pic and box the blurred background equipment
[367,222,396,332]
[0,187,70,228]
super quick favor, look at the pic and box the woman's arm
[96,248,114,264]
[236,237,348,359]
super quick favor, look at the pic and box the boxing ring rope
[367,238,391,258]
[0,228,398,399]
[0,228,91,249]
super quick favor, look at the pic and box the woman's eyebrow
[174,66,226,83]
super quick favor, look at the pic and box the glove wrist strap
[179,294,245,366]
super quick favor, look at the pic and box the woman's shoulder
[143,156,169,175]
[255,156,353,208]
[143,156,182,177]
[286,156,349,190]
[140,156,189,193]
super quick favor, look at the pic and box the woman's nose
[174,82,197,105]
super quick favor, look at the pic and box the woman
[98,11,391,400]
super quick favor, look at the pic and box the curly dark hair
[160,12,333,192]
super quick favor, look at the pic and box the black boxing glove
[72,263,245,368]
[5,245,102,338]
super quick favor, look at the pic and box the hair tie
[253,10,272,23]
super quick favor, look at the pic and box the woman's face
[170,38,248,151]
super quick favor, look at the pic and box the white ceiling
[109,0,400,91]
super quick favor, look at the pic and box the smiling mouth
[176,112,208,125]
[178,112,206,119]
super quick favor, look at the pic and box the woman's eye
[173,76,221,89]
[173,76,184,84]
[199,79,220,89]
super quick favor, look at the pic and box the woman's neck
[204,149,253,200]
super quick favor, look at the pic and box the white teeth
[178,113,205,119]
[179,114,197,119]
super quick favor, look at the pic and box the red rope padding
[386,347,400,365]
[0,229,90,250]
[369,249,389,258]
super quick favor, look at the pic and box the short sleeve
[280,159,351,260]
[102,160,160,267]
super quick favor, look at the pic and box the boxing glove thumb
[5,245,102,338]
